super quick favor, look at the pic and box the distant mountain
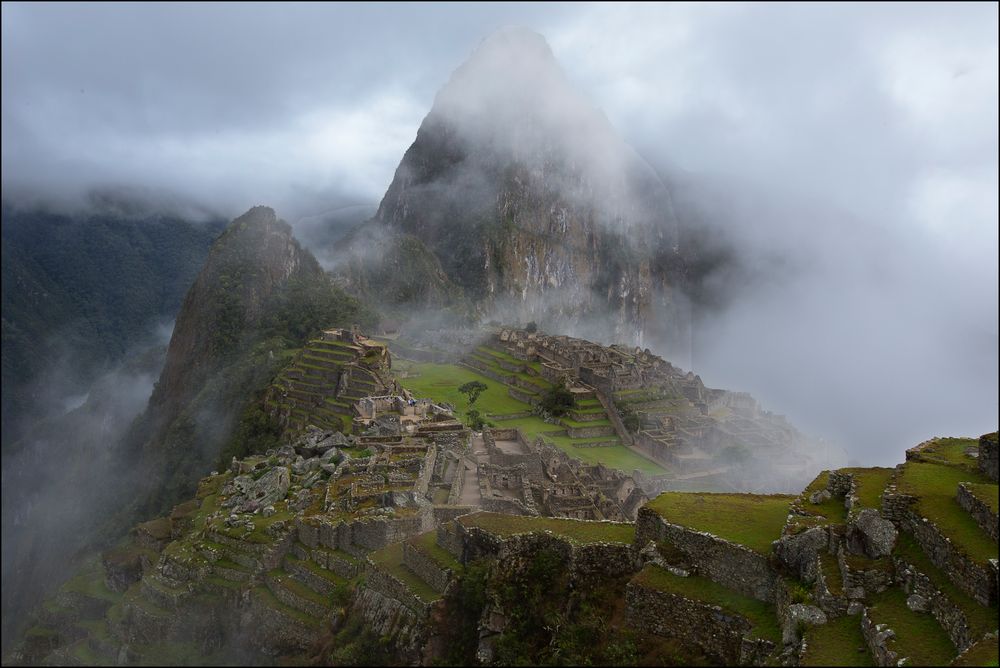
[333,28,689,356]
[0,202,227,447]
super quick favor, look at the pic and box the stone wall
[595,388,635,446]
[624,578,775,665]
[402,541,453,594]
[893,554,976,652]
[446,457,465,505]
[565,423,616,439]
[860,606,900,667]
[899,507,997,606]
[365,561,431,615]
[828,470,854,498]
[957,482,998,542]
[978,433,998,482]
[635,507,780,603]
[352,586,427,665]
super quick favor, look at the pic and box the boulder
[906,594,929,612]
[775,527,828,580]
[849,509,898,559]
[810,489,832,504]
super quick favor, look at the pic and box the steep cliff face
[148,206,319,428]
[345,27,687,350]
[129,205,372,516]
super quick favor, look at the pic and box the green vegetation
[396,361,666,474]
[800,614,874,666]
[894,533,999,637]
[910,437,980,470]
[841,467,894,509]
[868,588,957,665]
[458,511,635,545]
[540,383,575,417]
[632,565,781,643]
[897,461,998,563]
[964,482,999,514]
[646,492,793,554]
[952,635,999,667]
[408,530,460,571]
[368,542,441,603]
[457,380,488,406]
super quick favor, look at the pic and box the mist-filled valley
[2,3,997,667]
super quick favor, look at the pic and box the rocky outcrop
[336,28,688,349]
[847,509,898,559]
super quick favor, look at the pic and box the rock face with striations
[336,27,688,351]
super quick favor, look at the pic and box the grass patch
[369,542,441,603]
[408,530,461,571]
[646,492,793,554]
[252,586,321,628]
[798,471,849,526]
[897,461,998,564]
[894,533,999,638]
[964,482,999,514]
[952,634,999,667]
[458,511,635,545]
[911,437,980,470]
[268,569,332,609]
[632,564,781,643]
[394,362,533,417]
[800,614,874,666]
[819,552,843,597]
[868,587,956,666]
[61,569,122,604]
[841,467,894,509]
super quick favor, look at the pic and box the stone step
[140,575,190,611]
[197,539,264,571]
[212,559,253,582]
[265,569,333,619]
[304,543,363,579]
[284,555,346,597]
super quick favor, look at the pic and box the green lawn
[897,461,998,563]
[841,467,894,510]
[645,493,794,554]
[396,363,667,474]
[368,542,441,603]
[867,588,956,666]
[797,471,849,526]
[394,362,533,417]
[458,511,635,545]
[632,564,781,643]
[800,614,874,666]
[894,533,999,638]
[910,437,980,470]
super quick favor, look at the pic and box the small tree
[540,383,575,416]
[458,380,488,406]
[525,321,538,333]
[466,408,486,431]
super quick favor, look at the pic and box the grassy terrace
[800,615,874,667]
[894,533,999,638]
[841,467,894,510]
[964,482,999,514]
[910,437,980,468]
[868,588,956,666]
[368,542,440,603]
[952,635,999,667]
[632,564,781,643]
[458,511,635,545]
[794,471,849,528]
[896,460,998,564]
[395,361,668,474]
[408,530,460,570]
[645,493,794,554]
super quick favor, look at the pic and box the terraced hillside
[9,432,997,667]
[393,347,667,474]
[265,329,395,435]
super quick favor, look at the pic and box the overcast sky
[2,2,997,464]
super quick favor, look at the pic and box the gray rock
[320,447,342,463]
[262,505,276,517]
[810,489,832,504]
[850,508,898,558]
[321,462,340,475]
[847,601,865,615]
[906,594,929,612]
[775,527,828,577]
[782,604,827,644]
